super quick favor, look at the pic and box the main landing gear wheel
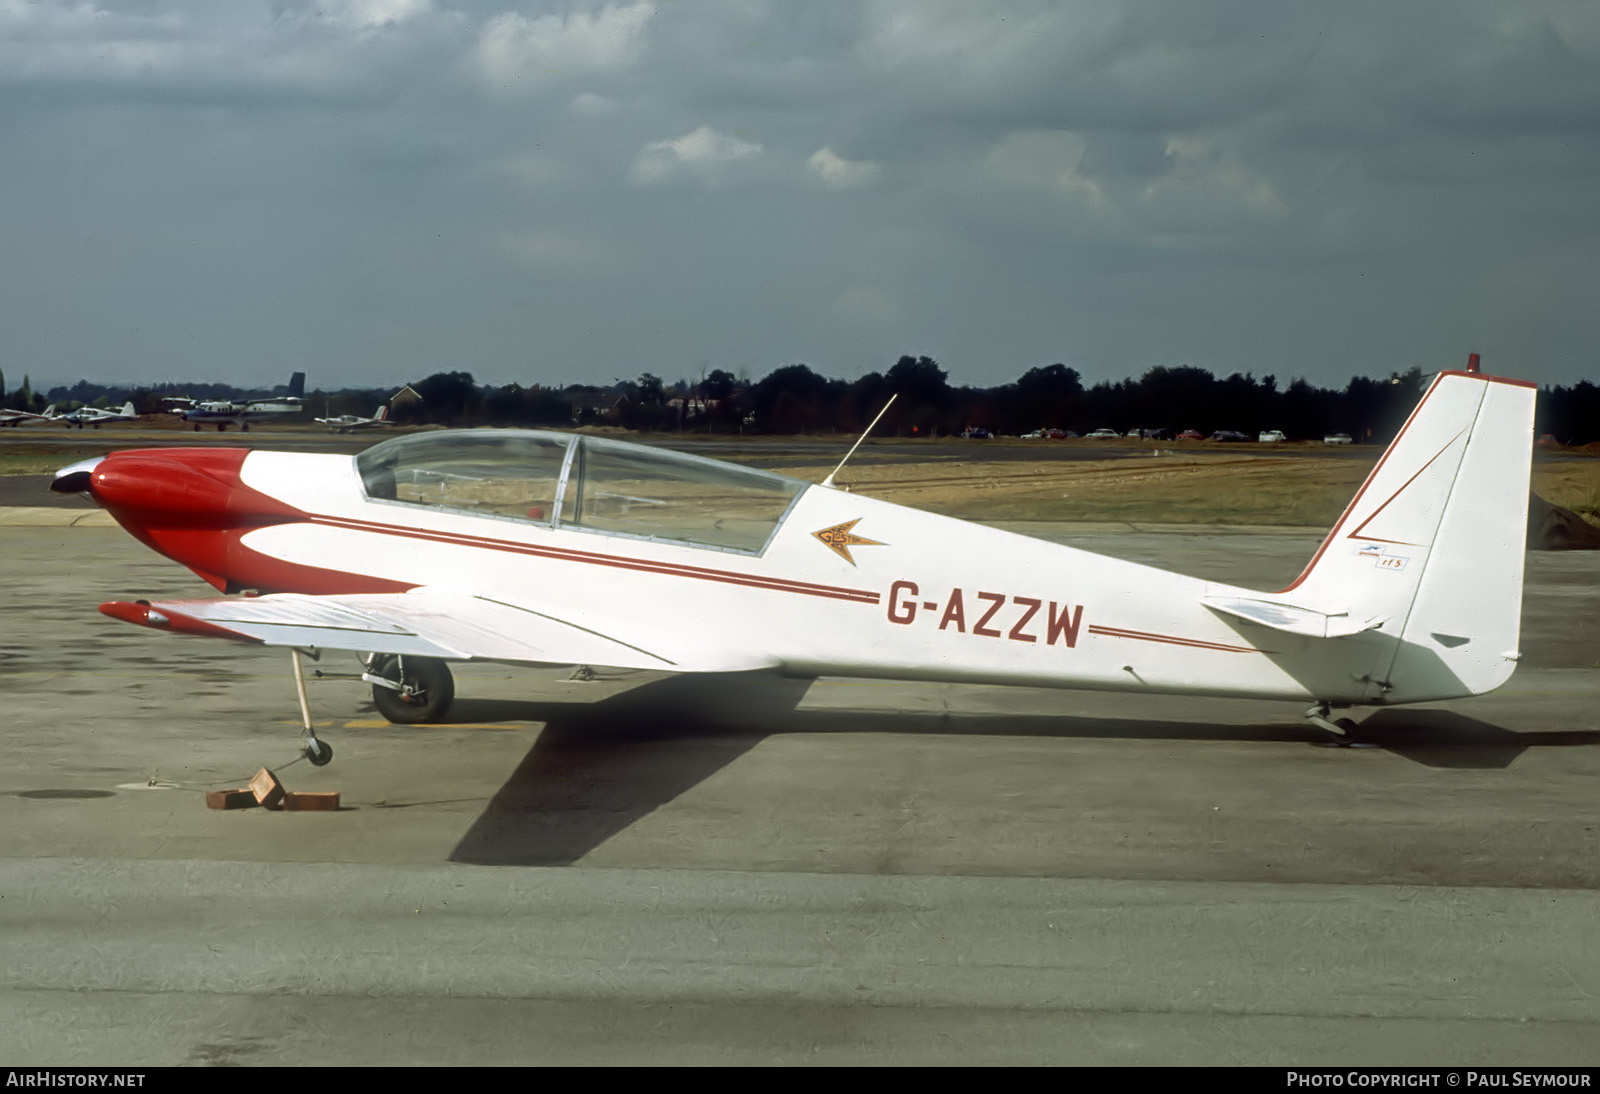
[369,655,455,724]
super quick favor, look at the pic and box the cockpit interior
[356,430,809,555]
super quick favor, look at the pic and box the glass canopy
[355,430,808,554]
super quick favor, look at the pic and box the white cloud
[631,125,764,186]
[0,0,461,100]
[984,130,1103,204]
[286,0,436,32]
[809,147,879,190]
[476,2,654,92]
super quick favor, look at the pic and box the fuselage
[181,401,300,426]
[75,436,1424,706]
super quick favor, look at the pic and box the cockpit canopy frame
[355,429,809,555]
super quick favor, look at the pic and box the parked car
[961,427,991,439]
[1210,430,1251,442]
[1084,428,1120,439]
[1023,427,1069,439]
[1176,429,1203,441]
[1021,429,1045,439]
[1144,427,1174,441]
[1323,432,1353,445]
[1258,430,1286,443]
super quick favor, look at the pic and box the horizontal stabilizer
[1202,595,1383,639]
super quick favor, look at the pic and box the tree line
[8,357,1597,445]
[387,357,1598,445]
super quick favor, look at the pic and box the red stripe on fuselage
[303,514,883,605]
[1086,624,1264,654]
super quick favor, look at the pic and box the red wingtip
[99,601,261,643]
[1466,353,1481,373]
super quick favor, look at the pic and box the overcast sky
[2,1,1598,394]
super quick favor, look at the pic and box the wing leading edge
[99,588,778,673]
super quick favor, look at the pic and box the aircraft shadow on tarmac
[446,673,1600,867]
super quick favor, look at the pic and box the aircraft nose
[51,456,104,496]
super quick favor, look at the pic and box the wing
[100,587,777,673]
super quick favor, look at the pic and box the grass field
[3,433,1596,527]
[777,451,1600,527]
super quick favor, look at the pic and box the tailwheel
[1305,704,1374,748]
[368,654,455,724]
[304,738,334,766]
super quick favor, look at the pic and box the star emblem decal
[811,519,885,565]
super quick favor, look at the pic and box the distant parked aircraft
[315,404,392,433]
[177,373,306,433]
[60,402,137,429]
[0,404,57,427]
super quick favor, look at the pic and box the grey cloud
[1,1,1596,392]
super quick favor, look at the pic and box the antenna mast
[822,394,896,489]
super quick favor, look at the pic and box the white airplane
[59,401,137,428]
[315,404,392,433]
[179,372,306,432]
[0,403,57,426]
[52,357,1532,768]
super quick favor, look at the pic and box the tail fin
[376,404,388,421]
[1277,362,1535,700]
[288,372,306,399]
[120,402,135,416]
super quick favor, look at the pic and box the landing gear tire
[1327,717,1363,747]
[304,738,334,766]
[370,655,455,724]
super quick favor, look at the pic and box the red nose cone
[93,455,238,522]
[87,448,305,591]
[89,448,300,527]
